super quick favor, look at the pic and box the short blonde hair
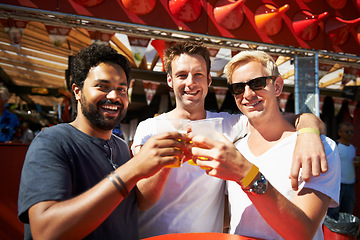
[224,50,280,84]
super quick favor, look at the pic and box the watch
[243,173,268,195]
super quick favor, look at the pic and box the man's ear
[274,77,284,97]
[167,74,173,88]
[72,84,81,101]
[208,73,212,87]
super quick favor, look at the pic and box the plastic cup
[188,118,223,167]
[191,117,223,138]
[154,118,190,168]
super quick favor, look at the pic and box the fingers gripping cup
[154,118,190,168]
[188,118,223,168]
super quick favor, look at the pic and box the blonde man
[191,50,340,239]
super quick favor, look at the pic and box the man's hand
[290,133,328,191]
[190,134,252,182]
[132,132,186,178]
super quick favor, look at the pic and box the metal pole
[295,54,299,114]
[315,52,320,117]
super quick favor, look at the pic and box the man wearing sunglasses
[327,121,359,220]
[132,42,328,238]
[191,50,340,239]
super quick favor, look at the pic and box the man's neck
[70,116,113,140]
[249,112,295,142]
[247,113,295,156]
[167,107,206,121]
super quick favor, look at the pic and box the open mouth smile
[244,100,262,107]
[184,90,200,96]
[101,104,121,116]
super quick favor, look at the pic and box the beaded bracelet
[297,128,320,136]
[240,164,259,188]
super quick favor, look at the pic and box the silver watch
[244,173,268,195]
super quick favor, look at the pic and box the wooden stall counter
[0,143,29,240]
[142,233,263,240]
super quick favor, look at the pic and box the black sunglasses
[344,130,354,134]
[228,76,276,95]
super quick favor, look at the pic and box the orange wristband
[240,164,259,188]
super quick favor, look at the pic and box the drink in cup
[155,118,190,168]
[188,118,223,168]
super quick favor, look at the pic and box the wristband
[240,164,259,188]
[297,128,320,136]
[108,173,128,197]
[112,172,129,197]
[108,175,124,195]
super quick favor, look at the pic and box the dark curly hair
[71,44,131,89]
[164,41,211,77]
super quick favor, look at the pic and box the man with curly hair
[18,44,185,239]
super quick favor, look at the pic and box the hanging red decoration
[356,25,360,45]
[151,39,167,71]
[213,0,246,30]
[88,30,114,44]
[325,17,360,46]
[0,18,28,46]
[168,0,202,23]
[128,36,151,67]
[326,0,347,9]
[355,0,360,11]
[254,4,289,36]
[45,25,72,47]
[72,0,104,7]
[122,0,156,15]
[292,10,328,41]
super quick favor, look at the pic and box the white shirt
[337,142,356,184]
[227,133,340,240]
[132,111,248,238]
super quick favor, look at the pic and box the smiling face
[167,53,211,111]
[231,61,283,122]
[73,62,129,131]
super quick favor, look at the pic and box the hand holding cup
[154,118,191,168]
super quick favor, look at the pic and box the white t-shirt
[132,111,248,238]
[338,143,356,184]
[227,133,340,240]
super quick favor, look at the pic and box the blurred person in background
[20,121,35,144]
[327,121,359,220]
[0,85,20,143]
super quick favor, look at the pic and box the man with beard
[17,44,185,240]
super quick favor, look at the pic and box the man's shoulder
[41,123,70,132]
[136,114,165,132]
[36,123,77,141]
